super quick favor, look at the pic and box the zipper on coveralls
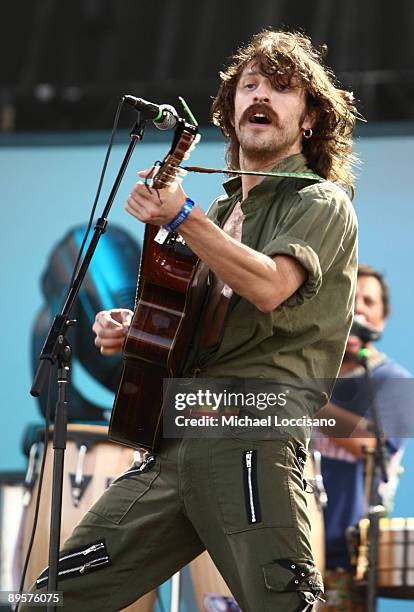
[245,450,257,523]
[36,540,110,588]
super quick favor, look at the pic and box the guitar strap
[182,165,324,182]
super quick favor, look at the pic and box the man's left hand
[125,168,187,226]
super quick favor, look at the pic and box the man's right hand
[92,309,133,355]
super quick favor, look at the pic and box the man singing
[24,30,358,611]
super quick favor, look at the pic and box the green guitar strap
[182,165,324,182]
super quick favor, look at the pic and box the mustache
[239,103,279,127]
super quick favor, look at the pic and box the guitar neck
[153,122,198,190]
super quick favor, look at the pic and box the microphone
[350,317,382,343]
[123,95,177,130]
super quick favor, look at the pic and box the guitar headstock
[152,118,200,190]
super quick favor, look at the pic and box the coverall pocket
[262,558,324,609]
[211,440,295,534]
[88,456,160,525]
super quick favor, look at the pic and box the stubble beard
[237,123,301,167]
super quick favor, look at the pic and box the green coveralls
[22,153,357,611]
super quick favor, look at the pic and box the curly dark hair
[211,29,359,190]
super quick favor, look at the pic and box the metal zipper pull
[244,450,257,524]
[79,556,110,574]
[82,542,105,556]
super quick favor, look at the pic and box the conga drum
[17,424,156,612]
[190,453,325,610]
[352,517,414,599]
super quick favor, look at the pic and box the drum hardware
[349,517,414,599]
[22,442,43,507]
[0,472,26,592]
[379,454,404,515]
[69,444,92,507]
[311,450,328,510]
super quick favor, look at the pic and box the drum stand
[29,113,150,612]
[358,348,389,612]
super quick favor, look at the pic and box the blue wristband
[163,197,195,232]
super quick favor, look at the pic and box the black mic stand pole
[357,345,389,612]
[30,114,148,612]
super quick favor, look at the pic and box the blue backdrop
[1,127,413,611]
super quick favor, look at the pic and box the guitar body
[109,119,207,450]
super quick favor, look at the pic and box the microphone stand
[30,114,148,612]
[357,345,388,612]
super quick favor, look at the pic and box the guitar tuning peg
[183,152,191,160]
[178,168,188,178]
[194,134,201,144]
[188,140,200,153]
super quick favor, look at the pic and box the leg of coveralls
[19,441,204,612]
[181,437,324,612]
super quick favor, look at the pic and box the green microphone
[357,347,370,363]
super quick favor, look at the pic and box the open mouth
[248,113,272,125]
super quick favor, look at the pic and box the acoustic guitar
[109,118,208,450]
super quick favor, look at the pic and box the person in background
[314,263,412,611]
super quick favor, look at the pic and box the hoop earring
[303,128,313,139]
